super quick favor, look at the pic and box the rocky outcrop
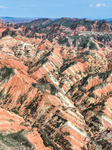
[2,28,17,37]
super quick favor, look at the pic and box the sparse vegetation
[0,130,35,149]
[58,37,68,45]
[0,66,15,81]
[39,129,60,150]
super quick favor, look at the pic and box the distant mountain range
[0,17,37,23]
[0,16,112,25]
[106,18,112,25]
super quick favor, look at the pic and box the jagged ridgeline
[0,17,111,150]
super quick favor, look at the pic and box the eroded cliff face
[0,19,112,150]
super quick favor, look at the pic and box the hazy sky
[0,0,112,19]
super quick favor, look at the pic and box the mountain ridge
[1,16,112,24]
[0,18,111,150]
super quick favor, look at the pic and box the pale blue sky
[0,0,112,19]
